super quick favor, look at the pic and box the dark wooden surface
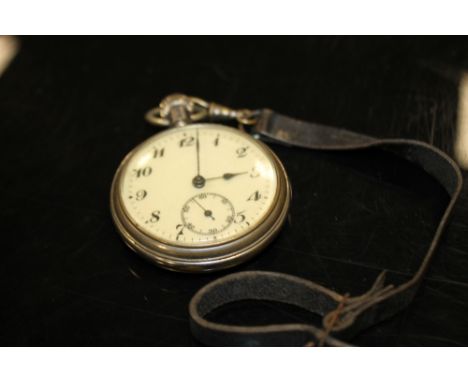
[1,37,468,346]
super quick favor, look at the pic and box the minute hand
[205,172,248,181]
[196,128,201,176]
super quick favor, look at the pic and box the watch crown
[146,93,209,127]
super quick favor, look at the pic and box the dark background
[1,37,468,346]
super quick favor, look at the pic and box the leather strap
[189,109,463,346]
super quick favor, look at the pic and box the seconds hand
[192,197,215,220]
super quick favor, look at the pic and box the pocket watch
[111,93,463,345]
[111,94,291,272]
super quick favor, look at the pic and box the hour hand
[205,172,248,181]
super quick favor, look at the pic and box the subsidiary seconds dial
[181,193,235,235]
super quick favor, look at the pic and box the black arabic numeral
[236,146,249,158]
[134,167,152,178]
[149,210,161,223]
[153,147,165,158]
[136,190,147,201]
[234,211,246,223]
[176,224,185,240]
[179,133,195,147]
[247,191,261,201]
[250,167,260,178]
[214,134,220,146]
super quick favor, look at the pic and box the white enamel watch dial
[111,123,290,272]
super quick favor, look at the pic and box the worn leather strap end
[189,271,350,346]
